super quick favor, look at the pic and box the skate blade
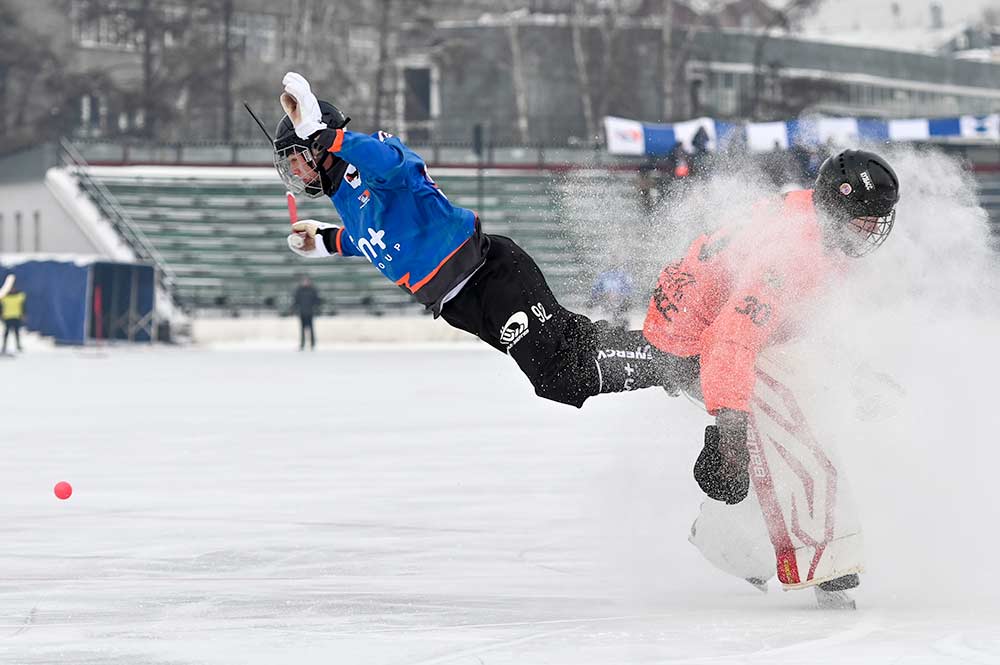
[779,566,864,591]
[814,587,856,610]
[746,577,769,594]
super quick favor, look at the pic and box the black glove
[311,117,352,155]
[693,409,750,504]
[310,127,340,155]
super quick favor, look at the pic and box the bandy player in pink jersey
[643,149,900,607]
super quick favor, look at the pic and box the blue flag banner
[604,113,1000,156]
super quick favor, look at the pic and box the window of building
[893,89,910,113]
[399,63,438,143]
[70,0,141,51]
[725,89,738,115]
[80,96,91,128]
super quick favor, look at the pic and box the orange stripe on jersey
[394,272,413,291]
[394,237,471,294]
[328,128,345,153]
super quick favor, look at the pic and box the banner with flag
[603,116,647,155]
[604,113,1000,156]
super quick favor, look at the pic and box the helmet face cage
[841,208,895,258]
[271,101,349,200]
[273,143,326,199]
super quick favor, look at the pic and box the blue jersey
[324,129,486,311]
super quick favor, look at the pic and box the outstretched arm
[288,220,362,258]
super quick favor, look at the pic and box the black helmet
[273,100,350,198]
[813,149,899,257]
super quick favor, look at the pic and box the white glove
[288,220,335,258]
[280,72,327,139]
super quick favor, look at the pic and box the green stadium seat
[79,168,652,314]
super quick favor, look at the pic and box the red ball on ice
[54,481,73,500]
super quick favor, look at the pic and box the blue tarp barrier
[0,261,89,344]
[0,259,155,345]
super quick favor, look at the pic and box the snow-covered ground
[2,145,997,663]
[2,343,999,665]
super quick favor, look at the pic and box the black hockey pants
[440,235,698,408]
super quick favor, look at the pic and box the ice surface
[2,343,999,664]
[4,142,999,663]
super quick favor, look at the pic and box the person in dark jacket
[292,276,321,350]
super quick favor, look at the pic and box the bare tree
[0,0,65,150]
[572,4,597,141]
[220,0,233,141]
[661,0,674,119]
[372,0,393,128]
[758,69,851,118]
[58,0,228,139]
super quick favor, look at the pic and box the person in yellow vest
[1,279,26,354]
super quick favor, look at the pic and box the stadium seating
[77,168,624,315]
[76,166,1000,317]
[974,173,1000,252]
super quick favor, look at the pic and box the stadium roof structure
[798,23,972,56]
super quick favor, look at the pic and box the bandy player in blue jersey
[275,72,695,407]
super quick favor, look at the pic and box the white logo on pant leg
[597,345,652,361]
[531,302,553,323]
[500,311,530,350]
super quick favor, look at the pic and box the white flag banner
[603,112,998,157]
[604,116,646,155]
[673,116,716,152]
[888,119,930,141]
[817,117,859,146]
[746,121,790,152]
[960,114,1000,140]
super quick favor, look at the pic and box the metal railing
[59,138,180,304]
[67,137,629,169]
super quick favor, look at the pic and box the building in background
[5,0,1000,151]
[392,3,1000,146]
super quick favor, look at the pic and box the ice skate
[814,574,859,610]
[745,577,768,594]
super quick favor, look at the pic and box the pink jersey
[642,190,847,414]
